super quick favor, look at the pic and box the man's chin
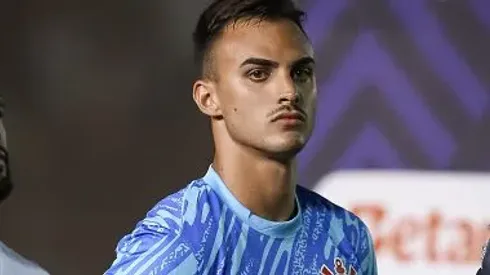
[265,138,307,162]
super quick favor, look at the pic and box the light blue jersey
[105,166,377,275]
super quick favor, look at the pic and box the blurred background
[0,0,489,274]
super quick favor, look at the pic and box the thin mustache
[267,105,306,118]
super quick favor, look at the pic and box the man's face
[0,97,11,202]
[209,18,316,159]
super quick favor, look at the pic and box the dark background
[0,0,489,274]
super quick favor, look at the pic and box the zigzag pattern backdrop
[298,0,490,187]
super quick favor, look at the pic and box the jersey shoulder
[137,178,213,235]
[298,186,378,273]
[296,185,372,251]
[105,179,213,274]
[296,185,363,222]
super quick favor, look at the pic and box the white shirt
[0,241,49,275]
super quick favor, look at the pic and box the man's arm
[104,205,199,275]
[357,222,378,275]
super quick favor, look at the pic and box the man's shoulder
[105,179,211,274]
[296,185,369,230]
[296,186,376,268]
[0,241,49,275]
[139,178,213,232]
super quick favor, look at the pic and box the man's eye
[247,69,270,82]
[293,67,313,82]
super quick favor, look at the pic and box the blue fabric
[104,166,377,275]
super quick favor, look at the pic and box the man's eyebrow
[239,58,279,68]
[291,56,315,67]
[239,56,315,68]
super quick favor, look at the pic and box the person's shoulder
[105,178,212,274]
[296,185,372,237]
[0,241,50,275]
[296,186,378,272]
[140,178,212,233]
[296,185,361,219]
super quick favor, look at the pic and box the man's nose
[279,91,300,105]
[278,74,301,105]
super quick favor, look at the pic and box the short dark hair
[193,0,307,79]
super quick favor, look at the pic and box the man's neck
[213,144,297,222]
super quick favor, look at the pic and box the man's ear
[192,79,222,118]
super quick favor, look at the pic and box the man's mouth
[271,110,306,123]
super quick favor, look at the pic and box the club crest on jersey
[320,257,357,275]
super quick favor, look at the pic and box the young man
[105,0,378,274]
[0,96,50,274]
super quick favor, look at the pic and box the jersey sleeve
[356,221,378,275]
[104,198,199,275]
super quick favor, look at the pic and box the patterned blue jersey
[105,166,377,275]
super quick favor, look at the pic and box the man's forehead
[216,19,313,64]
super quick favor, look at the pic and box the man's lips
[271,110,306,122]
